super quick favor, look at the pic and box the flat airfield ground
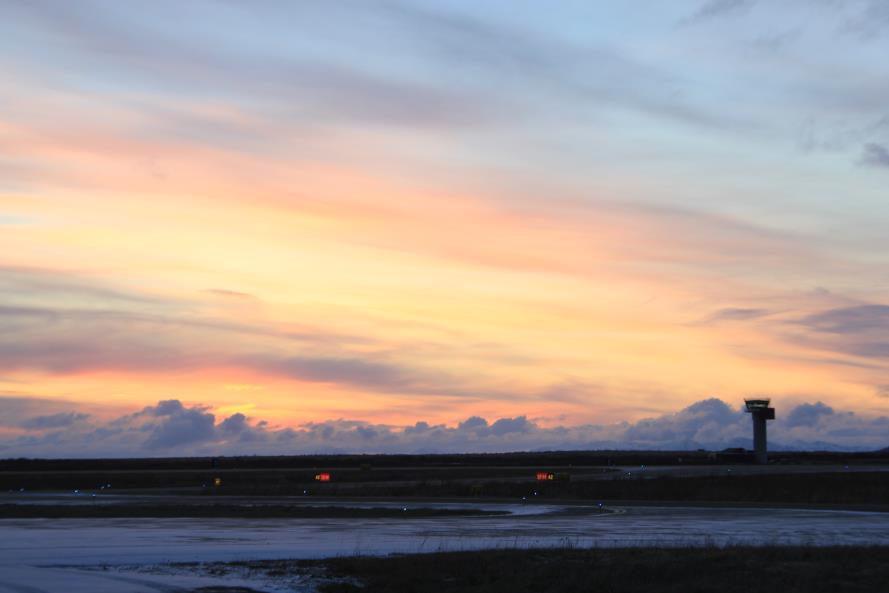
[2,452,888,592]
[4,451,888,509]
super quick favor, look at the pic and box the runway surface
[2,499,888,592]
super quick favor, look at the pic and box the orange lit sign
[315,473,331,482]
[536,472,554,481]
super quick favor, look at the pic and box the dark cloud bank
[1,397,886,458]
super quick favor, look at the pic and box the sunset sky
[2,1,888,456]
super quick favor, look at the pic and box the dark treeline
[0,450,712,471]
[2,449,886,472]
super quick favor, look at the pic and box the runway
[1,499,887,592]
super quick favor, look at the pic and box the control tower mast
[744,399,775,464]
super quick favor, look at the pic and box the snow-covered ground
[2,502,888,592]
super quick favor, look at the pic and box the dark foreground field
[6,471,888,509]
[199,547,889,593]
[4,450,889,508]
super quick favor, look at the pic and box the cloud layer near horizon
[1,396,886,458]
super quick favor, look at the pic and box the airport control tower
[744,399,775,464]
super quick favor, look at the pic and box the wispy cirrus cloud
[0,298,438,395]
[798,304,889,334]
[841,0,889,40]
[679,0,756,26]
[3,0,507,131]
[859,143,889,168]
[0,267,567,405]
[2,0,756,153]
[787,304,889,360]
[700,307,772,324]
